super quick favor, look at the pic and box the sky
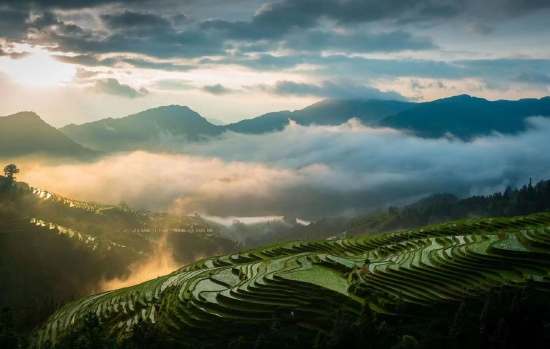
[0,0,549,127]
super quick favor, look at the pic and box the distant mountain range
[379,94,550,139]
[3,94,550,157]
[225,99,415,134]
[0,112,101,160]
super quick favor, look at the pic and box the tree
[2,164,19,192]
[3,164,19,179]
[120,318,173,349]
[0,307,19,349]
[55,311,113,349]
[391,335,419,349]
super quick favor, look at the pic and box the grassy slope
[34,212,550,346]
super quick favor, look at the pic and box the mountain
[34,211,550,348]
[0,112,101,160]
[59,105,224,152]
[55,95,550,154]
[57,100,414,152]
[378,94,550,139]
[226,99,415,134]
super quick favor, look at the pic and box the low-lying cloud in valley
[17,117,550,221]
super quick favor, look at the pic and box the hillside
[34,211,550,348]
[226,99,415,134]
[0,112,101,161]
[0,182,240,312]
[59,105,224,152]
[378,95,550,139]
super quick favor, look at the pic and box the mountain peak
[0,111,100,160]
[4,111,42,120]
[432,94,486,104]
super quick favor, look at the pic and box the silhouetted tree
[2,164,19,192]
[3,164,19,179]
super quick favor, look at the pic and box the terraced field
[8,186,240,260]
[34,212,550,346]
[1,184,242,313]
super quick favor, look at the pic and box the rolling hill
[0,112,101,161]
[33,211,550,347]
[59,105,224,152]
[378,95,550,139]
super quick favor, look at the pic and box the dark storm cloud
[203,84,235,95]
[88,78,149,98]
[254,80,406,100]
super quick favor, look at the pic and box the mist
[98,235,180,292]
[14,117,550,220]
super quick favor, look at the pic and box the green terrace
[33,212,550,346]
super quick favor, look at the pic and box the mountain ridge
[379,94,550,139]
[59,105,224,152]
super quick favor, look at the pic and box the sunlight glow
[0,50,76,87]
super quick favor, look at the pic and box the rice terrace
[3,0,550,348]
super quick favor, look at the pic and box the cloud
[121,58,194,71]
[283,30,437,53]
[0,44,32,60]
[410,79,447,90]
[87,78,149,98]
[202,84,235,95]
[0,0,152,11]
[100,10,171,30]
[72,68,106,84]
[52,55,118,67]
[254,80,406,100]
[154,79,195,91]
[17,117,550,221]
[515,71,550,85]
